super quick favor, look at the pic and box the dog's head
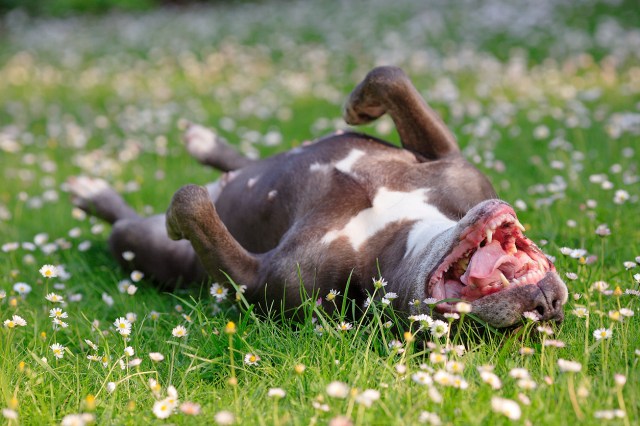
[417,199,567,328]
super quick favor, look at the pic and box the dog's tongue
[460,241,522,290]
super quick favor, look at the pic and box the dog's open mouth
[428,205,553,313]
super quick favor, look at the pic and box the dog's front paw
[165,184,212,241]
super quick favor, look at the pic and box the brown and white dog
[68,66,567,328]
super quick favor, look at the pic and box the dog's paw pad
[182,123,219,162]
[67,176,111,207]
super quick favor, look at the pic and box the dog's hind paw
[67,176,112,210]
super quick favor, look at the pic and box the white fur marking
[405,218,457,258]
[309,162,331,173]
[268,190,277,200]
[247,177,259,188]
[322,188,452,251]
[334,149,365,175]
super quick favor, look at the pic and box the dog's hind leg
[67,176,205,287]
[343,66,459,160]
[182,122,256,172]
[165,184,261,287]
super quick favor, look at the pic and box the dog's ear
[344,66,459,161]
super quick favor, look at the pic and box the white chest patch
[321,187,453,251]
[405,217,457,258]
[334,149,365,175]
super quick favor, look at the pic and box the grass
[1,0,639,424]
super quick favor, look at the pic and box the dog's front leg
[166,184,261,287]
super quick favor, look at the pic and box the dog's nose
[530,273,567,322]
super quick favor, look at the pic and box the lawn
[0,0,639,424]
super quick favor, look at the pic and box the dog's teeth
[486,229,493,244]
[538,259,547,270]
[516,221,526,232]
[500,272,510,287]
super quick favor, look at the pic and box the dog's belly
[213,133,405,252]
[213,132,495,256]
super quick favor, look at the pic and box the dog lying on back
[69,66,567,328]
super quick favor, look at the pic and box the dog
[68,66,567,328]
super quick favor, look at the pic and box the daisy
[372,277,388,289]
[517,378,537,390]
[557,359,582,372]
[122,251,135,261]
[85,339,98,351]
[355,389,380,407]
[152,398,174,419]
[130,270,144,282]
[39,264,58,278]
[13,282,32,296]
[430,320,449,338]
[593,328,612,340]
[210,283,229,302]
[244,353,260,366]
[214,411,235,425]
[113,317,132,336]
[45,293,64,303]
[429,352,447,364]
[620,308,634,317]
[117,280,131,293]
[102,293,114,306]
[267,388,286,398]
[60,413,95,426]
[384,292,398,300]
[523,311,540,321]
[124,346,134,356]
[411,371,433,386]
[519,347,535,356]
[325,289,340,301]
[4,315,27,328]
[408,314,433,327]
[51,343,65,359]
[572,307,589,318]
[455,301,471,313]
[125,312,137,323]
[179,402,201,416]
[337,321,353,332]
[418,411,442,425]
[49,308,67,319]
[223,321,237,334]
[52,318,69,329]
[172,325,188,338]
[491,397,521,420]
[326,381,349,398]
[509,368,530,379]
[480,371,502,389]
[106,382,116,393]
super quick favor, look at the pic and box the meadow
[0,0,639,424]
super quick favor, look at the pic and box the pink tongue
[461,241,522,288]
